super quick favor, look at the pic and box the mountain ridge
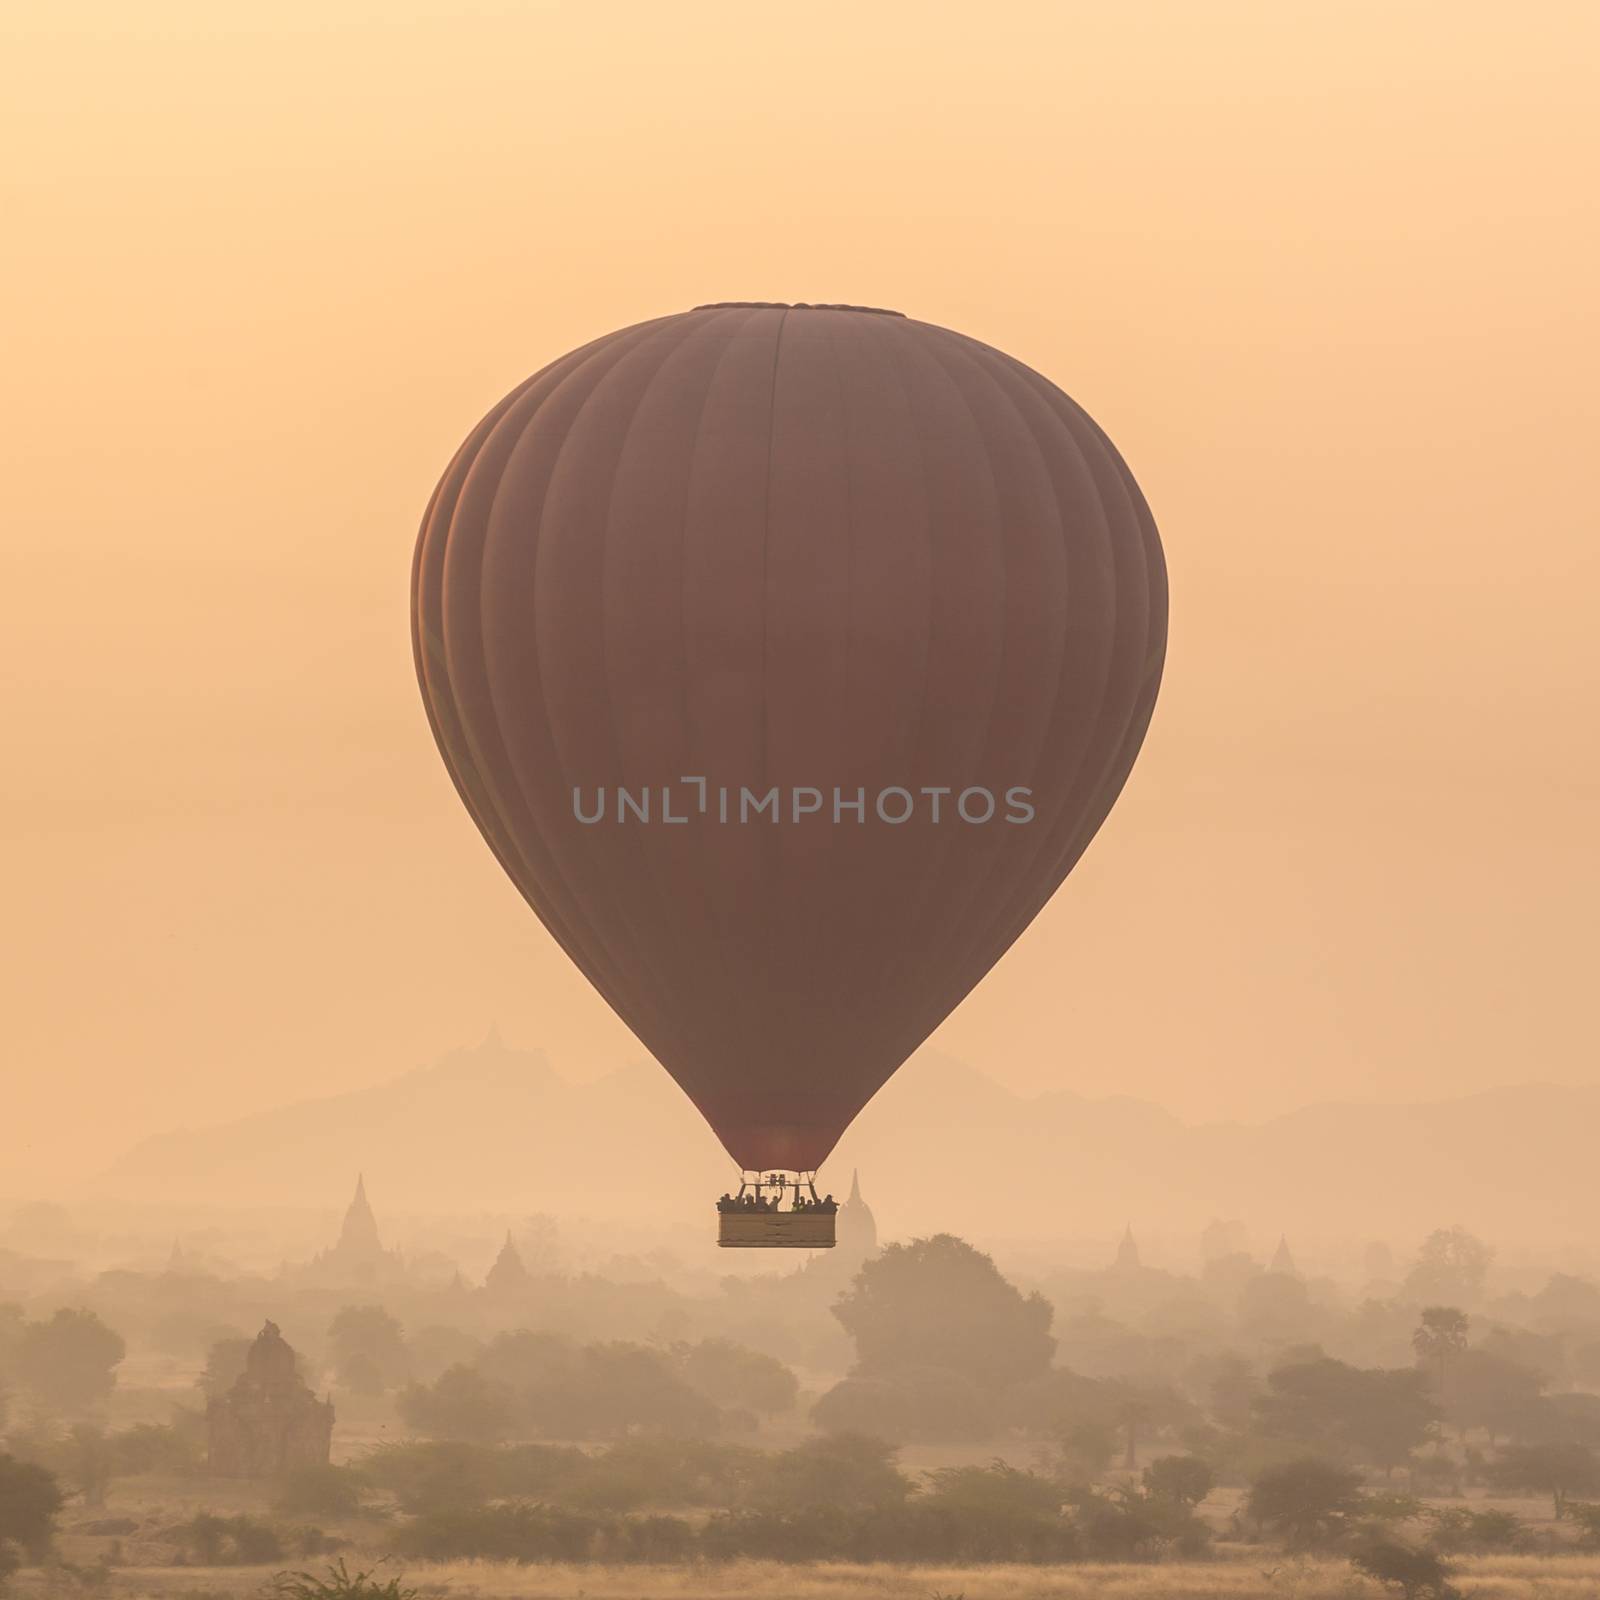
[97,1035,1600,1245]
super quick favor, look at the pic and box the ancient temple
[1270,1235,1299,1277]
[836,1170,879,1264]
[484,1230,533,1295]
[1113,1224,1142,1271]
[792,1170,879,1287]
[300,1176,407,1287]
[207,1321,333,1477]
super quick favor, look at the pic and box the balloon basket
[715,1171,838,1248]
[718,1210,836,1249]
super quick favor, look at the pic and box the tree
[811,1365,995,1444]
[1412,1307,1470,1393]
[676,1339,797,1416]
[53,1424,115,1508]
[1143,1454,1214,1508]
[1531,1393,1600,1449]
[475,1329,578,1397]
[327,1306,409,1393]
[1404,1229,1492,1306]
[1350,1539,1459,1600]
[13,1310,125,1412]
[557,1344,717,1438]
[1247,1457,1365,1548]
[0,1305,25,1370]
[1065,1420,1119,1475]
[274,1464,362,1517]
[1445,1349,1546,1446]
[1206,1352,1260,1432]
[1420,1312,1465,1388]
[1255,1357,1437,1473]
[408,1326,484,1384]
[0,1453,64,1561]
[396,1366,514,1444]
[1488,1441,1600,1518]
[746,1433,911,1512]
[832,1235,1054,1390]
[109,1418,205,1476]
[199,1336,252,1399]
[1115,1390,1152,1469]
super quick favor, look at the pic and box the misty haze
[5,3,1600,1600]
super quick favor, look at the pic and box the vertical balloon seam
[1036,385,1169,687]
[450,325,685,1051]
[816,312,940,1039]
[753,305,791,1089]
[556,313,761,1094]
[840,319,1010,1029]
[951,357,1164,975]
[514,317,717,1064]
[485,325,694,1013]
[413,370,562,939]
[853,326,1045,1053]
[447,330,669,1026]
[925,340,1126,997]
[915,333,1087,1003]
[596,307,783,1144]
[821,317,1016,1056]
[818,322,1058,1140]
[671,307,796,1160]
[863,338,1145,1077]
[749,307,857,1164]
[777,314,867,1057]
[812,311,939,1146]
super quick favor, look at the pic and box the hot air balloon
[412,303,1166,1247]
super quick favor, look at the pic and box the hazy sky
[3,1,1597,1186]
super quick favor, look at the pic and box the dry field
[14,1554,1600,1600]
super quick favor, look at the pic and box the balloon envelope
[412,304,1166,1172]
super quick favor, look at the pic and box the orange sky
[2,1,1597,1186]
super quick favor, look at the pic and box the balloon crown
[693,301,905,316]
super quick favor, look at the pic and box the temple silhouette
[207,1320,332,1477]
[299,1175,409,1287]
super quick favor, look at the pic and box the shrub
[676,1339,798,1415]
[176,1513,285,1565]
[357,1442,518,1513]
[391,1504,607,1563]
[813,1365,995,1443]
[1350,1539,1459,1600]
[1142,1453,1215,1507]
[269,1558,415,1600]
[0,1454,63,1561]
[563,1437,756,1511]
[395,1366,515,1444]
[275,1466,362,1518]
[1247,1457,1365,1549]
[916,1464,1077,1563]
[109,1419,205,1475]
[1426,1505,1526,1552]
[1069,1485,1209,1561]
[1565,1501,1600,1548]
[743,1433,910,1513]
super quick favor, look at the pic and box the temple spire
[485,1228,533,1294]
[335,1174,383,1257]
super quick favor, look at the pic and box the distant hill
[97,1031,1600,1248]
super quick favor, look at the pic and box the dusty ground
[13,1553,1600,1600]
[15,1456,1592,1600]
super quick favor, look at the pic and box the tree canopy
[832,1234,1054,1389]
